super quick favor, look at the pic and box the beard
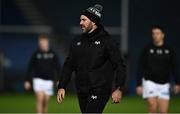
[80,23,93,33]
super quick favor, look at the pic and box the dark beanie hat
[81,4,103,24]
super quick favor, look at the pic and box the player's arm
[57,42,75,103]
[136,46,147,95]
[53,52,61,85]
[171,48,180,94]
[24,53,36,90]
[106,37,126,103]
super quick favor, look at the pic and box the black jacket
[26,49,61,81]
[58,26,126,92]
[137,43,180,86]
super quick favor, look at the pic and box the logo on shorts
[91,95,97,99]
[149,91,153,94]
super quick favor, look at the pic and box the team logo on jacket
[164,49,170,54]
[91,95,97,99]
[44,53,54,59]
[77,41,81,46]
[37,53,42,59]
[37,53,54,59]
[149,49,154,54]
[94,41,100,45]
[156,49,163,55]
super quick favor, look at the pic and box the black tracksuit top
[137,43,180,86]
[26,49,61,81]
[58,26,126,92]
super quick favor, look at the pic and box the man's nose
[80,21,83,25]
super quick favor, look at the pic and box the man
[24,34,61,113]
[136,26,180,113]
[57,4,126,113]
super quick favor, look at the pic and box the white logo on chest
[156,49,163,55]
[149,49,154,54]
[37,53,42,59]
[37,53,54,59]
[149,48,170,55]
[164,49,170,54]
[94,41,100,45]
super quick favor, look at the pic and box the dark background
[0,0,180,95]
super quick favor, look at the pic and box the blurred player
[57,4,126,113]
[136,26,180,113]
[24,34,61,113]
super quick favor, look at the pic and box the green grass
[0,93,179,113]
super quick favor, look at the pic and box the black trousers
[77,88,110,114]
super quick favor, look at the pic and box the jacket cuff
[58,83,66,90]
[115,85,124,92]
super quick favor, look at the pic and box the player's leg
[146,97,158,113]
[33,78,45,113]
[142,80,158,113]
[157,83,170,113]
[42,80,54,113]
[158,98,169,113]
[35,91,45,113]
[43,95,51,113]
[77,93,89,113]
[85,93,110,113]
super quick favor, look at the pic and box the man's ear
[92,21,96,26]
[162,33,165,39]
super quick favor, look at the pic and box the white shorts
[142,79,170,100]
[33,78,54,96]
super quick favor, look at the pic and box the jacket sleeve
[26,53,36,82]
[53,52,61,81]
[136,46,147,86]
[106,38,126,91]
[171,48,180,85]
[58,42,76,90]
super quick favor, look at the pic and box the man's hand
[112,89,122,103]
[173,85,180,94]
[136,86,143,96]
[24,81,31,90]
[57,88,65,104]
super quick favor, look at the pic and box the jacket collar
[38,48,52,53]
[82,25,108,41]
